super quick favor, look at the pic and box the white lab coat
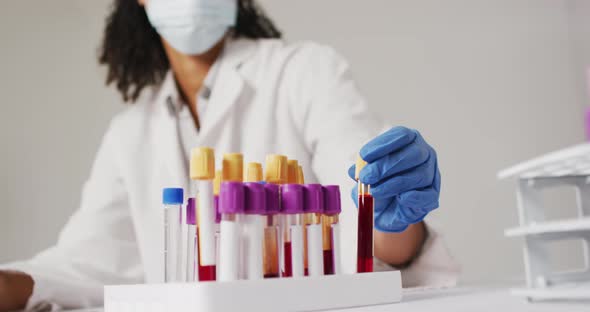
[2,38,459,310]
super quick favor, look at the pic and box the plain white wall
[569,0,590,102]
[0,1,122,261]
[0,0,588,283]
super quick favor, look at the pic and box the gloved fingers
[374,197,410,233]
[374,195,431,233]
[433,156,441,193]
[348,164,356,181]
[360,126,418,162]
[370,154,436,198]
[398,186,440,215]
[359,136,431,185]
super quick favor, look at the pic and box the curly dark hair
[98,0,282,103]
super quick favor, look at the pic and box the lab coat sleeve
[282,42,460,288]
[0,116,143,310]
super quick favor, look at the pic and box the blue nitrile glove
[348,126,441,233]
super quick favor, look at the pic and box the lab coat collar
[198,38,256,142]
[152,38,257,119]
[151,38,257,192]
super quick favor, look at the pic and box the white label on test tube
[186,224,197,282]
[244,215,265,280]
[307,223,324,276]
[164,207,180,283]
[332,223,341,275]
[290,225,304,277]
[218,219,240,281]
[197,180,216,266]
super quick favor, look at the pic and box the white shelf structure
[499,143,590,301]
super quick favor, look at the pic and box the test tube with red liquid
[190,147,217,282]
[185,198,198,282]
[280,184,305,278]
[322,185,342,275]
[264,155,289,277]
[355,156,374,273]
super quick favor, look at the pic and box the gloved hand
[348,126,441,233]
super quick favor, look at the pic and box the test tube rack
[104,271,402,312]
[498,143,590,301]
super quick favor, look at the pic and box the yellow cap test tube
[265,154,288,184]
[222,153,244,182]
[246,162,263,182]
[191,147,215,180]
[287,160,299,184]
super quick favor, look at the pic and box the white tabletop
[67,285,589,312]
[336,286,589,312]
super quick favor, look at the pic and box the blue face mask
[146,0,237,55]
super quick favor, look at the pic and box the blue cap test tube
[163,187,184,283]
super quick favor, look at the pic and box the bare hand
[0,270,33,312]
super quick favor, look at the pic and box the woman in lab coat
[0,0,459,310]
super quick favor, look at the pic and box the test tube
[162,188,183,283]
[190,147,217,281]
[185,198,198,282]
[221,153,244,278]
[280,184,305,277]
[294,164,311,276]
[264,155,288,277]
[355,156,374,273]
[265,155,288,185]
[322,185,342,275]
[262,183,281,278]
[303,184,324,276]
[218,181,245,281]
[213,170,221,280]
[222,153,244,183]
[243,182,266,280]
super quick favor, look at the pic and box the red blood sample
[264,273,280,278]
[196,228,217,281]
[357,194,374,273]
[198,265,216,281]
[283,241,293,277]
[323,249,334,275]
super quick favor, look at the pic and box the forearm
[374,222,426,267]
[0,270,33,312]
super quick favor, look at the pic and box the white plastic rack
[104,271,402,312]
[499,143,590,301]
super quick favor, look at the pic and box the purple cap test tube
[244,182,266,215]
[303,184,324,214]
[323,185,342,215]
[264,183,280,215]
[219,182,245,214]
[186,198,196,225]
[280,184,304,214]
